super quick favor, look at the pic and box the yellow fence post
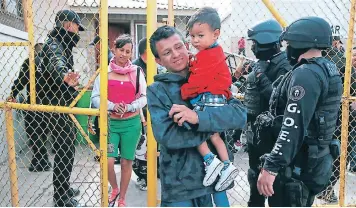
[168,0,174,26]
[0,42,29,47]
[339,0,356,206]
[261,0,288,28]
[147,0,158,206]
[99,0,109,206]
[5,108,19,207]
[24,0,36,105]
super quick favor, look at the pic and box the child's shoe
[215,163,238,191]
[203,156,224,186]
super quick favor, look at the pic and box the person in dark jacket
[133,38,148,120]
[147,25,247,207]
[244,19,292,207]
[133,37,147,76]
[8,43,53,172]
[39,10,84,207]
[257,17,343,207]
[89,35,113,65]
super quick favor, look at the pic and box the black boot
[67,188,80,198]
[317,189,338,203]
[54,197,80,207]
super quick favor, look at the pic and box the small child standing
[181,7,239,192]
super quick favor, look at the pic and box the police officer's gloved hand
[256,73,271,88]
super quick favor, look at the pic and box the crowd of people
[6,5,356,207]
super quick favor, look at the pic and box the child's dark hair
[149,25,184,58]
[187,7,221,31]
[114,34,133,49]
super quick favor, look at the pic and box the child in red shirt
[181,7,238,192]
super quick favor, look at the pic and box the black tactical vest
[305,58,343,141]
[244,52,290,116]
[271,58,342,143]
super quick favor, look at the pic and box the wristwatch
[263,168,278,176]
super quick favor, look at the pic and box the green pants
[108,115,141,160]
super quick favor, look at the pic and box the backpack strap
[136,67,141,95]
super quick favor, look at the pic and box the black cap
[55,10,85,31]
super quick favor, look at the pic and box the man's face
[35,44,43,55]
[64,21,80,34]
[155,34,189,73]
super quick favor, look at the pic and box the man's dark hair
[34,43,43,53]
[149,25,184,58]
[138,37,147,55]
[187,7,221,31]
[114,34,133,49]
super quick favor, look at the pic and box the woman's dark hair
[114,34,133,49]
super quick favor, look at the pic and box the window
[0,0,25,31]
[1,0,23,17]
[135,24,147,58]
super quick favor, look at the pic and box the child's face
[189,23,220,51]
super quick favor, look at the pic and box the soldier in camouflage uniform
[147,25,247,207]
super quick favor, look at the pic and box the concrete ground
[0,145,356,207]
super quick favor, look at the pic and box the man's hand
[352,49,356,68]
[257,168,276,197]
[6,96,16,103]
[351,101,356,111]
[168,104,199,126]
[64,72,80,87]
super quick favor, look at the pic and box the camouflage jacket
[147,72,247,202]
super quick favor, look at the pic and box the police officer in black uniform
[257,16,343,207]
[40,10,84,207]
[244,19,291,207]
[8,43,52,172]
[316,35,346,203]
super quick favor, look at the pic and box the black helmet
[55,10,85,31]
[247,19,283,44]
[281,16,331,49]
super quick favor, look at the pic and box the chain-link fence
[0,0,108,206]
[2,0,356,207]
[171,0,356,206]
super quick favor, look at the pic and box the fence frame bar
[5,109,19,207]
[24,0,36,105]
[339,0,356,206]
[0,42,29,46]
[146,0,158,206]
[99,0,109,206]
[261,0,288,28]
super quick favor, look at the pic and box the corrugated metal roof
[68,0,198,10]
